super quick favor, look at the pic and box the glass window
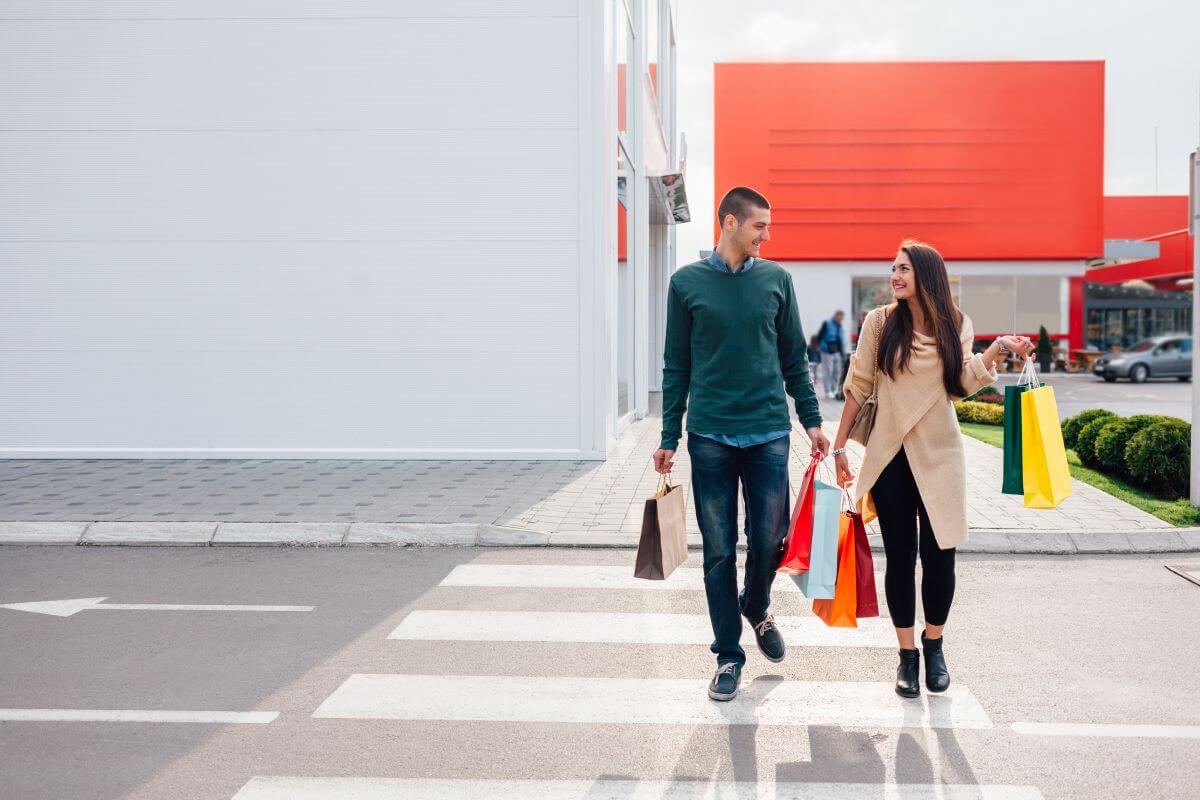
[616,143,632,418]
[646,0,660,98]
[616,0,633,138]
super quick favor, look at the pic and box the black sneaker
[745,613,786,662]
[708,662,742,701]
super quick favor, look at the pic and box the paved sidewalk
[1,396,1196,553]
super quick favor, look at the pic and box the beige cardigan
[843,304,998,549]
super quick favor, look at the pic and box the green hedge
[1059,410,1192,500]
[1061,409,1116,451]
[1125,419,1191,498]
[1094,415,1159,477]
[955,401,1004,425]
[1075,416,1113,469]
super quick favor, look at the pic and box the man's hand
[652,449,676,474]
[806,427,830,458]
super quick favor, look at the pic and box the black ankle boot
[922,632,950,693]
[896,648,920,698]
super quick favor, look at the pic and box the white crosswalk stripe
[232,777,1045,800]
[312,674,994,729]
[1011,722,1200,739]
[389,609,897,647]
[440,563,884,592]
[232,558,1165,799]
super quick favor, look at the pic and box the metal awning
[1086,239,1161,269]
[649,171,690,224]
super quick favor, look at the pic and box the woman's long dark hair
[877,240,967,397]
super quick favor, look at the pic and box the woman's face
[891,252,916,301]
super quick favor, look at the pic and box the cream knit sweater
[843,304,999,549]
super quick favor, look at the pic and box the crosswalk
[231,556,1054,799]
[231,778,1045,800]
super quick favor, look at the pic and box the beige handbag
[634,473,688,580]
[847,310,886,445]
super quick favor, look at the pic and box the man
[652,186,829,702]
[817,310,847,399]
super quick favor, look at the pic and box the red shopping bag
[847,508,879,619]
[812,512,858,628]
[776,456,820,575]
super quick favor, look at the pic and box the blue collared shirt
[689,249,792,449]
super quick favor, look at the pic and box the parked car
[1092,335,1192,383]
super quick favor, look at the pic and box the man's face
[834,312,845,324]
[724,205,771,257]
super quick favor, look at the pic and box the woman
[830,240,1034,698]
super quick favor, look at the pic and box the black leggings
[872,447,955,629]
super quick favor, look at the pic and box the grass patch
[959,422,1004,448]
[959,422,1200,526]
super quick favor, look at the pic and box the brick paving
[0,396,1170,542]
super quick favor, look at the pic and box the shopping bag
[813,512,858,627]
[1021,384,1073,509]
[848,507,879,618]
[792,479,840,599]
[1002,357,1039,495]
[777,456,821,574]
[634,474,688,580]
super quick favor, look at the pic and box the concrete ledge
[477,526,551,547]
[346,522,478,546]
[83,522,216,546]
[2,520,1199,554]
[0,521,87,545]
[212,523,348,546]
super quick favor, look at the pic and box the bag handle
[1017,355,1041,389]
[866,308,887,398]
[657,471,672,494]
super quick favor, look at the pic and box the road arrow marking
[0,597,314,617]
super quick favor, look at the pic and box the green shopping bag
[1002,358,1038,495]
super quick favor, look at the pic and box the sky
[672,0,1200,264]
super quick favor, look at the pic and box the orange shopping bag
[812,509,859,628]
[776,455,821,574]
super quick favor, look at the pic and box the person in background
[817,310,847,399]
[807,334,823,389]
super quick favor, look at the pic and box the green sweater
[659,258,821,451]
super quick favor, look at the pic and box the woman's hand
[833,450,854,487]
[997,335,1035,359]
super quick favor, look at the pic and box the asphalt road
[1,546,1198,799]
[992,371,1192,421]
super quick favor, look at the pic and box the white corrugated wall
[0,0,595,458]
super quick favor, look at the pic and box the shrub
[967,386,1004,405]
[1062,409,1116,450]
[1094,415,1158,477]
[955,401,1004,425]
[1076,416,1118,468]
[1125,419,1191,498]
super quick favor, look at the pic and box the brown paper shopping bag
[634,473,688,580]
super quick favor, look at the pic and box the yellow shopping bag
[1020,383,1072,508]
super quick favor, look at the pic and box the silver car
[1092,335,1193,383]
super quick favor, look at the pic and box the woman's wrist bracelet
[831,447,847,457]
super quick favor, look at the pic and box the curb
[1,521,1199,555]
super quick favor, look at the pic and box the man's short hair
[717,186,770,226]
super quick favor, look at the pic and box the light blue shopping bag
[792,479,840,599]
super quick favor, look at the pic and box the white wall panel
[0,17,576,130]
[1,130,578,241]
[0,4,586,458]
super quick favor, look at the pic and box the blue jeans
[687,433,791,666]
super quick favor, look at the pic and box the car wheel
[1130,364,1149,383]
[1178,376,1191,382]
